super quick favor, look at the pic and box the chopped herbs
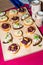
[5,34,8,39]
[34,35,39,40]
[38,44,42,47]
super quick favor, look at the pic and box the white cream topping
[4,33,12,42]
[25,18,33,23]
[33,38,40,43]
[33,34,40,44]
[0,12,5,16]
[22,14,29,20]
[0,16,7,21]
[13,23,22,28]
[14,30,22,36]
[9,9,17,14]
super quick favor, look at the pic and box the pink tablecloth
[0,4,43,65]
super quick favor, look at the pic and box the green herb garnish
[38,44,42,47]
[16,23,19,26]
[34,35,39,40]
[5,34,8,39]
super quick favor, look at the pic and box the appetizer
[11,16,19,23]
[21,37,32,48]
[27,26,36,34]
[8,43,20,54]
[33,34,42,46]
[12,22,23,30]
[0,15,8,22]
[3,33,13,44]
[14,30,23,37]
[23,18,33,26]
[18,7,27,16]
[8,9,18,17]
[1,23,11,31]
[21,14,30,20]
[0,11,6,16]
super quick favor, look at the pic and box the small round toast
[0,15,8,22]
[8,43,20,54]
[23,18,33,26]
[1,23,11,32]
[8,9,18,18]
[33,34,42,46]
[12,22,23,30]
[20,37,32,48]
[21,14,30,20]
[3,33,13,44]
[18,7,27,16]
[27,26,36,34]
[14,30,23,37]
[11,16,19,23]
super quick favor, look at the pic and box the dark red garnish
[28,26,35,32]
[8,44,20,52]
[2,23,11,29]
[12,16,19,21]
[21,37,32,45]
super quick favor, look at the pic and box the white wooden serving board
[0,9,43,61]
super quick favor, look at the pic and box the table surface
[0,0,14,11]
[0,4,43,65]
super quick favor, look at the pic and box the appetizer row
[0,7,29,21]
[3,32,42,46]
[2,32,42,54]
